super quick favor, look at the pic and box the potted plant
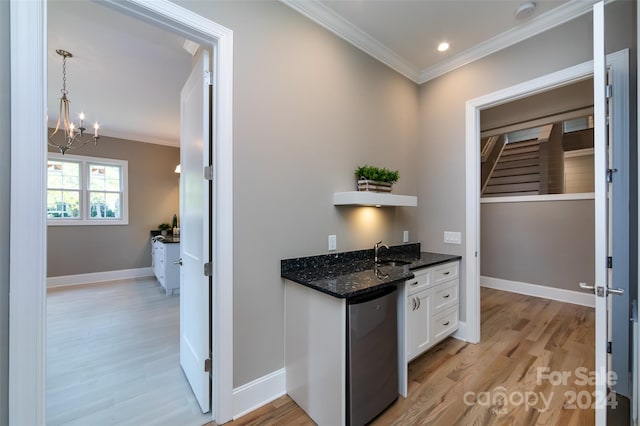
[158,223,171,236]
[354,165,400,192]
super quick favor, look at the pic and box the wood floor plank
[47,278,210,426]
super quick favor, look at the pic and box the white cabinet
[406,288,431,361]
[405,260,459,362]
[151,239,180,295]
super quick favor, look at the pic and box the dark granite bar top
[152,235,180,244]
[281,243,461,299]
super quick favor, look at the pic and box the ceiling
[48,0,599,147]
[48,0,193,147]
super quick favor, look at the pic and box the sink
[376,259,411,267]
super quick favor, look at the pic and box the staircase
[482,139,541,197]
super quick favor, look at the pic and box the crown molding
[47,119,179,147]
[281,0,605,85]
[280,0,420,82]
[417,0,602,83]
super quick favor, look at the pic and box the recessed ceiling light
[515,1,536,20]
[437,42,449,52]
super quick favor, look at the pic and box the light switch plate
[328,235,337,251]
[444,231,461,244]
[403,230,409,243]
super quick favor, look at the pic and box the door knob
[608,287,624,296]
[174,258,183,266]
[579,282,595,292]
[579,282,624,297]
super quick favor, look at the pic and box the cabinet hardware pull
[443,294,450,298]
[417,297,421,310]
[443,271,450,275]
[443,321,450,326]
[410,281,418,286]
[411,298,416,311]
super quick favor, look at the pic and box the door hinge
[204,165,214,181]
[607,168,618,183]
[606,84,613,99]
[204,262,212,277]
[204,358,212,372]
[607,256,613,268]
[204,71,213,86]
[607,341,612,354]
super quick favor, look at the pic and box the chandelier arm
[63,98,71,137]
[51,98,63,136]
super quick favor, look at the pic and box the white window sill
[481,193,595,204]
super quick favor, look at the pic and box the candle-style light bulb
[69,122,75,137]
[78,112,85,121]
[93,122,99,137]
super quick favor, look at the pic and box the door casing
[463,60,594,344]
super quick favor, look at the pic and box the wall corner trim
[46,267,154,288]
[451,321,473,343]
[481,276,595,308]
[232,368,286,420]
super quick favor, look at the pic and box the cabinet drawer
[431,307,458,342]
[406,268,431,295]
[433,261,458,285]
[432,279,458,313]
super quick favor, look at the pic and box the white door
[180,49,211,413]
[590,2,624,424]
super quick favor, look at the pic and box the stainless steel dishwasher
[347,284,398,426]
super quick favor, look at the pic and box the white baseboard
[233,368,286,420]
[481,276,595,308]
[47,267,154,288]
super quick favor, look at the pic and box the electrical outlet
[403,230,409,243]
[444,231,461,244]
[328,235,337,251]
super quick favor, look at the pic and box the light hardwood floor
[47,277,210,426]
[223,287,598,426]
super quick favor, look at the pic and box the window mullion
[82,160,88,221]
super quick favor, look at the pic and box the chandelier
[48,49,100,155]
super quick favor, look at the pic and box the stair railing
[481,135,507,194]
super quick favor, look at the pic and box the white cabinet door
[406,289,430,362]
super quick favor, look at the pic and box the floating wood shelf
[333,191,417,207]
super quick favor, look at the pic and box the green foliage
[354,165,400,184]
[158,223,171,230]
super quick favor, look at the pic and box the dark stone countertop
[281,244,460,299]
[152,236,180,244]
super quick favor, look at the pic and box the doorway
[9,1,234,424]
[464,59,595,344]
[465,49,632,421]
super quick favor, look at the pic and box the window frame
[47,152,129,226]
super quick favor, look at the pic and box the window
[47,153,128,225]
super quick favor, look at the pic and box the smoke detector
[514,1,536,20]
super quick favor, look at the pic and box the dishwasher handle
[348,284,398,305]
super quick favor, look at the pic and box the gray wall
[175,0,419,387]
[0,0,9,423]
[47,136,179,277]
[481,201,595,289]
[417,0,636,322]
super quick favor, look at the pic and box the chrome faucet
[374,240,389,263]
